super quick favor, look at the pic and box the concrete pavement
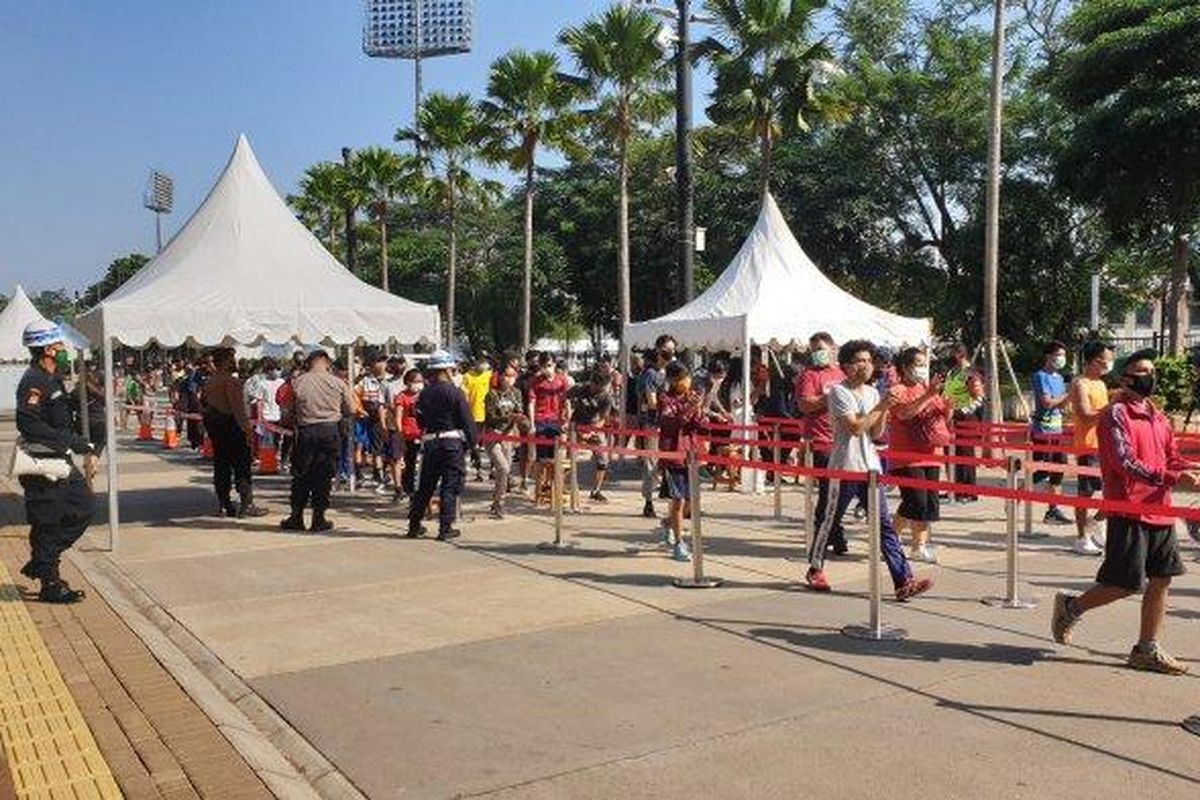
[6,428,1200,798]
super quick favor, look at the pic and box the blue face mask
[811,349,830,368]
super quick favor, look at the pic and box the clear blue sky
[1,0,718,296]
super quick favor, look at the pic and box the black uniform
[407,379,474,539]
[15,365,95,595]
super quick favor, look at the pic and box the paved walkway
[4,427,1200,798]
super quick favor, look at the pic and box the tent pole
[741,324,752,487]
[77,351,90,446]
[347,344,357,494]
[103,331,119,552]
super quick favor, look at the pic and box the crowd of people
[13,320,1196,674]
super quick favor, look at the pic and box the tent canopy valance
[623,193,930,353]
[75,134,440,349]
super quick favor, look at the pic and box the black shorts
[535,423,561,460]
[1076,454,1101,496]
[659,465,689,501]
[894,466,941,522]
[1097,516,1185,592]
[1031,439,1066,486]
[384,432,404,460]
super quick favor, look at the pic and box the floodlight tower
[143,170,173,254]
[362,0,475,135]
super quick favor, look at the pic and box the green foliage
[80,253,151,308]
[1152,355,1195,414]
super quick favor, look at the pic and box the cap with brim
[23,320,64,348]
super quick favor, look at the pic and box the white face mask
[810,349,830,368]
[1101,360,1113,375]
[1051,354,1066,371]
[911,364,930,383]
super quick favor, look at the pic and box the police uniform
[15,353,95,603]
[407,353,474,540]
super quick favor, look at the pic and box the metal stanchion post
[843,470,905,640]
[568,425,580,513]
[772,422,783,520]
[1022,453,1048,539]
[983,456,1038,608]
[803,443,814,548]
[674,449,722,589]
[537,437,574,551]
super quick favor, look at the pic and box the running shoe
[1043,507,1072,525]
[805,567,831,592]
[1051,592,1079,645]
[375,482,392,496]
[671,541,692,562]
[894,577,933,601]
[590,490,609,503]
[910,544,939,564]
[489,503,504,520]
[1127,644,1189,675]
[1071,537,1102,556]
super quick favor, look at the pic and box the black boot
[406,523,427,539]
[218,494,237,517]
[437,528,461,542]
[309,512,333,532]
[237,482,269,518]
[279,513,306,531]
[20,560,46,581]
[38,566,84,604]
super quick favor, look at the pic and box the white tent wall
[75,134,442,551]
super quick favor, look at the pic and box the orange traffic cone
[200,434,214,459]
[258,437,278,475]
[162,414,180,450]
[137,416,153,441]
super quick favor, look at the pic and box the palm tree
[700,0,843,193]
[479,49,583,351]
[293,161,348,259]
[398,92,488,345]
[349,146,418,292]
[560,5,670,356]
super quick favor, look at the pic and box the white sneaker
[910,544,938,564]
[375,482,392,496]
[1072,537,1102,556]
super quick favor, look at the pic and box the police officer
[15,320,96,603]
[407,350,473,541]
[278,350,356,532]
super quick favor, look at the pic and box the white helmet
[426,350,457,371]
[23,319,64,348]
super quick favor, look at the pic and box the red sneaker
[805,568,831,592]
[895,577,933,602]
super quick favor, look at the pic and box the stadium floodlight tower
[143,169,173,254]
[362,0,474,133]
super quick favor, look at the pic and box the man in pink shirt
[795,332,847,554]
[1052,350,1198,674]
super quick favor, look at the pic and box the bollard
[537,438,574,551]
[674,449,722,588]
[772,423,783,521]
[982,456,1039,608]
[843,470,906,640]
[1185,715,1200,737]
[568,426,580,513]
[803,444,815,549]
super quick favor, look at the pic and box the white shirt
[827,382,882,474]
[258,377,285,422]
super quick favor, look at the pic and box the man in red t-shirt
[795,332,847,553]
[527,353,571,501]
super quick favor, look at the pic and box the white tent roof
[0,285,50,363]
[76,134,440,348]
[624,193,929,351]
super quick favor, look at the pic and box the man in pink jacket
[1051,349,1198,674]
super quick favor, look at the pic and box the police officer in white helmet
[14,320,96,603]
[406,350,473,541]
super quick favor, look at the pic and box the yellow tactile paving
[0,564,121,799]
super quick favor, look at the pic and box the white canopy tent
[0,285,51,412]
[75,134,441,548]
[623,193,931,491]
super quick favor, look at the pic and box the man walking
[279,350,356,532]
[1031,341,1072,525]
[408,351,474,541]
[1052,350,1196,674]
[201,348,267,518]
[796,332,846,553]
[805,340,933,601]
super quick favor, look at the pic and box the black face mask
[1126,373,1156,398]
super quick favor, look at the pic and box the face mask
[811,349,830,368]
[409,382,424,393]
[1101,360,1113,375]
[53,348,71,371]
[1126,373,1156,398]
[911,365,930,383]
[1051,354,1066,371]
